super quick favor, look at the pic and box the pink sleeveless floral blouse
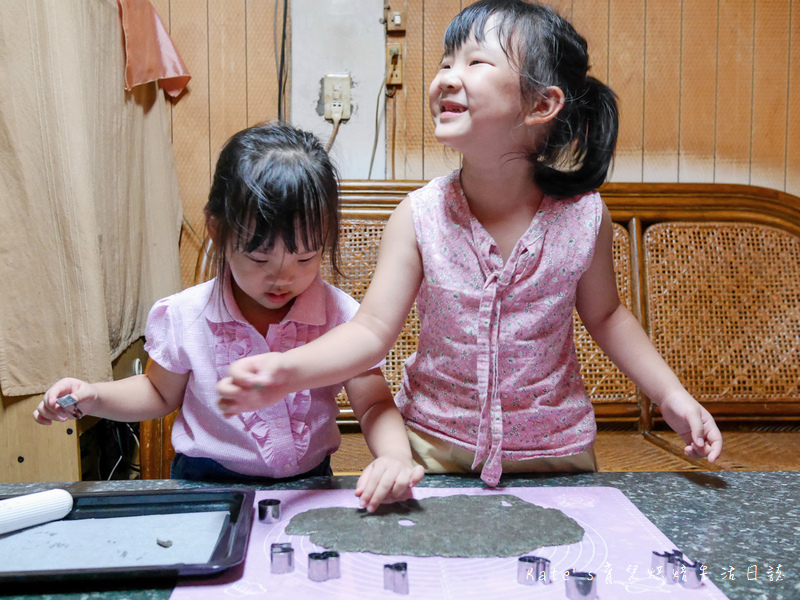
[396,171,601,486]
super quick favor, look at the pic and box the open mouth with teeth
[440,101,466,114]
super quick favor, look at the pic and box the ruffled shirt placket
[208,270,321,476]
[239,321,312,473]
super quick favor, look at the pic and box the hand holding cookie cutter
[55,394,83,419]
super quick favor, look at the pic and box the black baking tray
[0,488,254,587]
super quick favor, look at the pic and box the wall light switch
[386,10,405,32]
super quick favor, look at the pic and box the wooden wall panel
[751,0,791,190]
[547,0,574,18]
[157,0,800,289]
[246,0,282,124]
[571,1,609,83]
[788,3,800,196]
[170,0,212,289]
[208,1,248,161]
[608,0,645,182]
[680,1,718,182]
[394,0,425,179]
[716,0,755,185]
[643,1,681,182]
[422,0,462,180]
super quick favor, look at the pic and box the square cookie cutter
[565,569,598,599]
[270,542,294,574]
[517,555,552,584]
[383,562,409,594]
[55,394,83,419]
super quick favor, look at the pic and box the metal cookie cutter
[270,542,294,574]
[323,551,341,579]
[517,555,552,585]
[56,394,83,419]
[258,499,281,523]
[652,549,682,583]
[565,569,598,600]
[680,558,706,589]
[652,549,705,589]
[307,551,341,582]
[383,562,409,595]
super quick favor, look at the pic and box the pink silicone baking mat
[171,486,728,599]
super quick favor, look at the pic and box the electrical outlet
[386,42,403,86]
[323,74,351,120]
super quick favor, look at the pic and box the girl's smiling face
[429,18,529,158]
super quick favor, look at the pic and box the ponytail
[533,77,619,199]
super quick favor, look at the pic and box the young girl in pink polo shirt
[34,121,423,509]
[217,1,723,486]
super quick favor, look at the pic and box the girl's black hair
[204,121,341,282]
[444,0,619,198]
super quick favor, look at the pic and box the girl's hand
[658,392,723,462]
[216,353,292,416]
[354,457,425,512]
[33,378,99,425]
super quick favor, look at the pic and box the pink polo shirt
[144,272,359,478]
[396,171,600,486]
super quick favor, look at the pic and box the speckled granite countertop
[1,471,797,600]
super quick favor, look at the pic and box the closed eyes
[243,251,318,264]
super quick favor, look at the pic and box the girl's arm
[575,205,722,462]
[217,198,423,415]
[344,367,425,511]
[33,361,188,424]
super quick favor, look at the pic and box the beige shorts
[407,426,598,474]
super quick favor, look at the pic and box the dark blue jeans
[171,453,332,485]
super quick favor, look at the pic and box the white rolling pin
[0,489,73,535]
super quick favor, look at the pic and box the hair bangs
[443,1,520,59]
[237,151,331,256]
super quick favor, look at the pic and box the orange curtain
[118,0,190,97]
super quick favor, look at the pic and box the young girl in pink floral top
[34,122,423,509]
[218,1,723,486]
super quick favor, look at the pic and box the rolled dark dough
[285,494,584,557]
